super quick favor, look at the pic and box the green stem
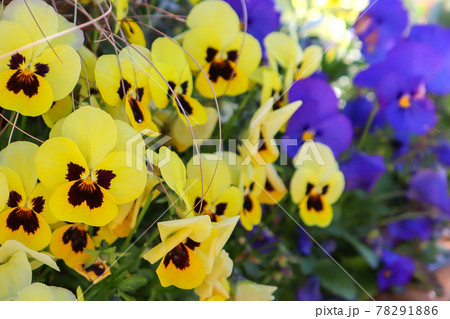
[357,104,379,150]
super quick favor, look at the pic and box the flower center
[302,130,315,141]
[398,94,411,108]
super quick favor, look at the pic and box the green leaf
[119,274,148,291]
[343,234,379,268]
[314,259,358,300]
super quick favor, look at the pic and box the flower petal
[61,106,117,168]
[36,137,89,190]
[32,44,81,100]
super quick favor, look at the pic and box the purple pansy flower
[341,152,386,192]
[377,249,415,291]
[355,42,442,135]
[409,24,450,95]
[407,167,450,216]
[282,78,353,158]
[223,0,280,52]
[297,276,322,301]
[355,0,409,63]
[387,218,433,242]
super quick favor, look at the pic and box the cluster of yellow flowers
[0,0,350,300]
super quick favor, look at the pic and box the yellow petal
[0,172,8,211]
[0,166,27,207]
[93,151,147,205]
[173,94,207,126]
[0,239,59,269]
[264,32,302,69]
[258,164,288,205]
[50,13,85,50]
[49,181,118,227]
[29,182,58,224]
[61,106,117,168]
[323,170,345,205]
[35,136,89,190]
[42,95,73,128]
[0,69,54,116]
[0,21,33,72]
[0,250,31,300]
[0,141,39,197]
[125,97,159,135]
[240,193,262,231]
[0,207,52,251]
[156,244,206,289]
[15,283,76,301]
[299,195,333,228]
[152,37,189,77]
[143,227,193,264]
[154,146,186,195]
[2,0,58,58]
[32,44,81,101]
[50,224,94,267]
[295,45,323,79]
[214,186,243,219]
[94,55,123,106]
[182,27,223,72]
[158,215,212,243]
[224,32,262,75]
[121,18,146,47]
[186,1,240,48]
[262,100,302,138]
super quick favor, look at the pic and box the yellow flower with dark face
[182,0,262,98]
[241,98,301,165]
[0,142,54,251]
[0,0,82,116]
[50,223,95,268]
[74,259,111,283]
[290,143,345,227]
[184,154,243,222]
[35,107,147,227]
[144,215,239,290]
[95,45,158,134]
[149,37,207,126]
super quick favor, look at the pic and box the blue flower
[282,78,353,158]
[409,24,450,95]
[387,218,433,242]
[355,0,409,63]
[223,0,280,52]
[341,152,386,192]
[377,249,415,291]
[355,42,442,135]
[297,276,322,301]
[407,167,450,216]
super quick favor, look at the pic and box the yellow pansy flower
[194,250,233,301]
[241,97,301,164]
[121,18,146,47]
[290,143,345,227]
[184,154,243,222]
[0,240,60,300]
[42,95,73,128]
[183,0,262,97]
[149,37,207,126]
[50,223,95,268]
[95,45,158,134]
[35,107,147,227]
[144,215,239,290]
[0,0,82,116]
[264,32,323,87]
[0,142,54,251]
